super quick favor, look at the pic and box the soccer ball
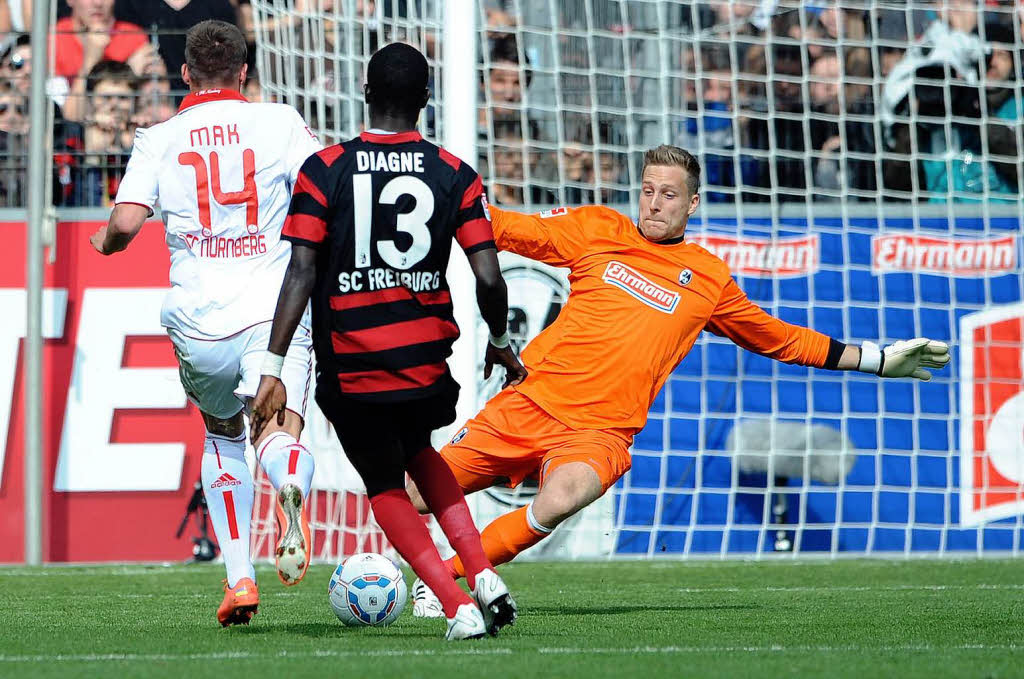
[328,552,408,627]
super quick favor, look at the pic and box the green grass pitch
[1,559,1022,678]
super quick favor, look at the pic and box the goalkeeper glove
[858,338,951,381]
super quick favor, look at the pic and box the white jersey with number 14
[115,88,322,339]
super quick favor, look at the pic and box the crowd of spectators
[476,0,1024,207]
[0,0,257,207]
[0,0,1021,208]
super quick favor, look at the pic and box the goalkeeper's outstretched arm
[852,338,950,381]
[707,278,951,381]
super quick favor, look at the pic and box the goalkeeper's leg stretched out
[407,458,617,618]
[316,380,518,639]
[406,388,630,616]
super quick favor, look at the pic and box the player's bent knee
[406,479,430,514]
[532,493,584,528]
[202,410,245,439]
[533,462,604,528]
[251,407,304,449]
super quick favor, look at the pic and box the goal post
[252,2,477,437]
[251,0,1024,561]
[441,0,481,446]
[249,0,481,564]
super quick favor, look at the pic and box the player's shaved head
[184,20,248,89]
[365,42,430,119]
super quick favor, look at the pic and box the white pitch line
[0,565,306,578]
[0,560,1020,576]
[0,564,297,577]
[7,592,301,599]
[2,644,1020,664]
[677,584,1024,593]
[0,566,205,577]
[5,592,304,601]
[0,648,514,664]
[538,644,1024,655]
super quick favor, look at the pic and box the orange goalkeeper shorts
[439,388,632,493]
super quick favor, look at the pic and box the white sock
[201,432,255,587]
[526,503,554,534]
[257,431,314,497]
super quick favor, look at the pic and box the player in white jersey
[89,20,322,627]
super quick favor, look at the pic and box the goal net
[250,0,1024,559]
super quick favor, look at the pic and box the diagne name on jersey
[355,151,425,174]
[338,268,441,293]
[188,124,241,147]
[602,261,680,313]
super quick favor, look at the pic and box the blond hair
[641,145,701,196]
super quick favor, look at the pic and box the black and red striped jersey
[281,130,494,402]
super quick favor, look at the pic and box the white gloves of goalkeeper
[858,339,951,381]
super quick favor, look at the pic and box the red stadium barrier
[1,220,214,562]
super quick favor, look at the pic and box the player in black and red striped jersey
[250,43,526,640]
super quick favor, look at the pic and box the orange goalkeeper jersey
[491,204,832,438]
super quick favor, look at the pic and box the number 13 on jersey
[352,173,434,270]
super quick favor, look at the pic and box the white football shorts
[168,322,313,421]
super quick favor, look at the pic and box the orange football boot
[275,483,312,586]
[217,577,259,627]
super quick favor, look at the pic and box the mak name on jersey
[189,124,240,147]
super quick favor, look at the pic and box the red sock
[445,505,548,579]
[407,447,492,589]
[369,489,472,618]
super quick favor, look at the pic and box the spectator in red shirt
[50,0,164,121]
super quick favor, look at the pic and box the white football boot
[471,568,518,635]
[274,483,311,586]
[445,603,488,641]
[411,577,445,618]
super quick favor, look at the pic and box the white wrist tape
[488,331,511,349]
[261,352,286,378]
[858,341,882,375]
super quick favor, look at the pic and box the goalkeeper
[407,144,950,616]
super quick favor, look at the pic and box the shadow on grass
[231,622,443,639]
[526,604,759,615]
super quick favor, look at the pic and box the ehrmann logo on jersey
[602,261,680,313]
